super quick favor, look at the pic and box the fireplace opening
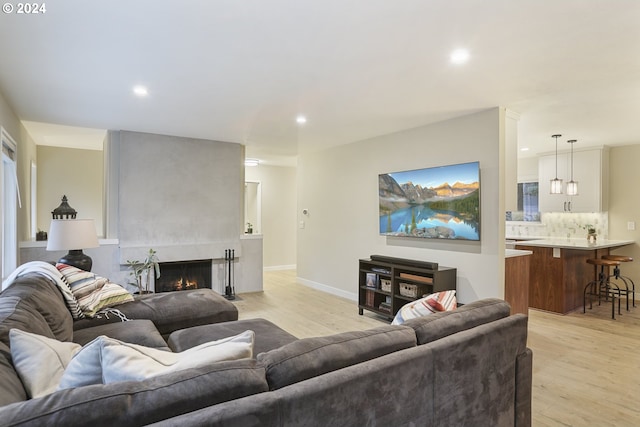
[155,259,212,293]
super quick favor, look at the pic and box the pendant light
[566,139,578,195]
[550,134,563,194]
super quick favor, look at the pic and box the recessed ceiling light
[520,147,530,152]
[296,115,307,124]
[133,85,148,97]
[244,158,260,167]
[450,49,470,65]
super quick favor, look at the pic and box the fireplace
[155,259,212,293]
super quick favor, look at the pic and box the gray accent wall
[109,130,245,263]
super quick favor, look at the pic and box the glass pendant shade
[550,134,563,194]
[566,139,578,196]
[550,178,563,194]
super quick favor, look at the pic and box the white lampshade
[46,219,99,251]
[550,178,563,194]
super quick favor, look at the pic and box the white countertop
[505,236,547,241]
[514,238,635,250]
[505,249,533,258]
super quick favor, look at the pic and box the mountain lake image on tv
[379,161,480,240]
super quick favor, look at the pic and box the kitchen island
[505,249,532,315]
[515,238,634,314]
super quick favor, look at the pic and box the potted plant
[246,222,253,234]
[126,248,161,294]
[578,224,597,242]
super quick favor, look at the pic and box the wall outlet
[628,221,636,231]
[299,220,305,229]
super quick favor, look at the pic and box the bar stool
[583,258,622,319]
[602,255,635,308]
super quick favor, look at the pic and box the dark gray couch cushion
[257,325,417,390]
[403,297,511,345]
[271,344,437,427]
[0,274,73,346]
[0,359,268,427]
[72,319,169,349]
[168,318,298,355]
[73,289,239,337]
[0,341,27,406]
[0,296,54,348]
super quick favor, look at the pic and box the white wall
[517,156,538,182]
[504,111,519,212]
[609,144,640,282]
[296,108,505,304]
[245,164,297,269]
[0,89,20,142]
[36,145,103,235]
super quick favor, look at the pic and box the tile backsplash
[507,212,608,239]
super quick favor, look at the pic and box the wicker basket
[399,282,428,298]
[380,279,391,293]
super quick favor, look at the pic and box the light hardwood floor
[234,270,640,427]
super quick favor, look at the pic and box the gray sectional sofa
[0,271,532,426]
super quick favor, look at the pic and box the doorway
[244,181,261,234]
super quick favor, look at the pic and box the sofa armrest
[0,359,267,426]
[515,348,533,427]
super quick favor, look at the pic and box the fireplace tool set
[224,249,236,300]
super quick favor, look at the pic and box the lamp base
[58,249,93,272]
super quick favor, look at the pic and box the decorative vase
[587,232,597,243]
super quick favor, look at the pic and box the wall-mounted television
[379,161,480,240]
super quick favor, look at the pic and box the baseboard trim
[264,264,296,272]
[296,277,357,302]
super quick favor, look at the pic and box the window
[30,161,36,239]
[1,128,19,280]
[517,182,539,221]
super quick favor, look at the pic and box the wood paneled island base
[516,238,634,314]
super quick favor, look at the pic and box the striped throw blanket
[2,261,134,319]
[56,264,134,317]
[2,261,84,319]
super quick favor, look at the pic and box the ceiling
[1,1,639,165]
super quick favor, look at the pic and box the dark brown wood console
[358,255,457,319]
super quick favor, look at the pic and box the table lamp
[46,219,99,271]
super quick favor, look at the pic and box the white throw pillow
[9,329,81,398]
[391,290,457,325]
[58,330,255,390]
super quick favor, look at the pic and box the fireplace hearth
[155,259,212,293]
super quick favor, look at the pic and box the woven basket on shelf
[399,283,428,298]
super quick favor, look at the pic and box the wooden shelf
[358,256,456,319]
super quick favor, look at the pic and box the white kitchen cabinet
[538,147,608,213]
